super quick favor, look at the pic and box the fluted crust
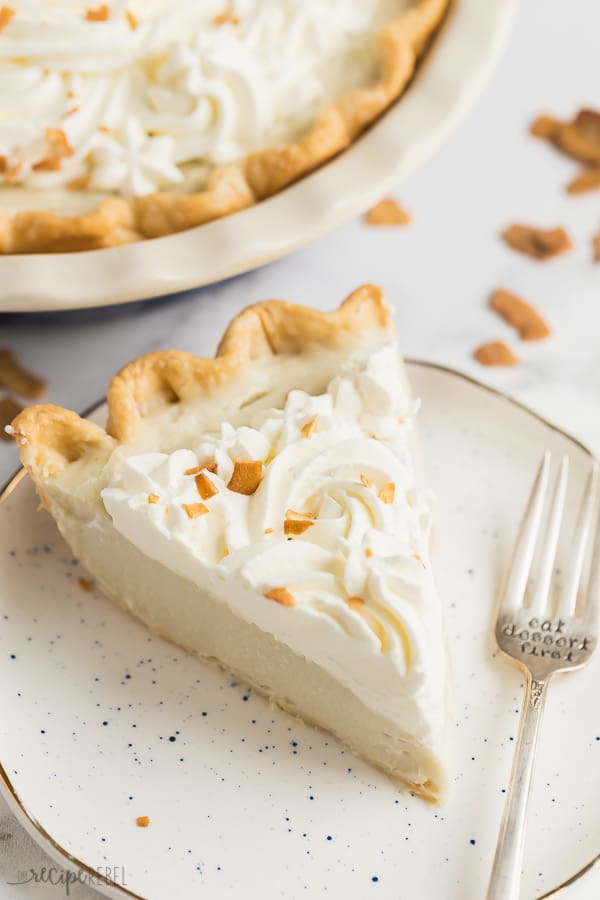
[11,284,391,473]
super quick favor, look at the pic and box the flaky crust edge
[11,283,391,479]
[0,0,450,254]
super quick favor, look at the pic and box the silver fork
[487,452,600,900]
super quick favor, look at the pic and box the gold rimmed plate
[0,362,598,899]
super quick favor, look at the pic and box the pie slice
[10,285,450,801]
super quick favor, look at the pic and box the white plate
[0,1,515,313]
[0,362,598,900]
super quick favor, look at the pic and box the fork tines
[500,452,600,627]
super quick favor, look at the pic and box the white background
[0,0,599,896]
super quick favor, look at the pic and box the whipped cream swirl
[102,344,446,738]
[0,0,398,196]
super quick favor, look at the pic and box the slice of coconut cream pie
[11,285,449,800]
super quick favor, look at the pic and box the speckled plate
[0,362,598,900]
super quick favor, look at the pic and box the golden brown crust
[0,0,449,254]
[11,284,391,472]
[11,403,114,476]
[0,198,137,254]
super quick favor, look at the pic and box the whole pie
[10,285,450,800]
[0,0,448,253]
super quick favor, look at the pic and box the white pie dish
[0,0,515,313]
[0,361,598,900]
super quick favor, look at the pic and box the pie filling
[0,0,409,198]
[101,342,446,747]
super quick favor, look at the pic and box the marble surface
[0,0,599,896]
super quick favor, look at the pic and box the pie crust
[0,0,449,254]
[11,283,390,467]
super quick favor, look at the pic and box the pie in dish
[0,0,449,253]
[10,285,450,801]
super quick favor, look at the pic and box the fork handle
[486,676,549,900]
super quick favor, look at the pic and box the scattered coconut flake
[473,340,519,367]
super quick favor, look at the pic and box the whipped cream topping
[0,0,400,196]
[101,343,446,743]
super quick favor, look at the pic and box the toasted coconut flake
[185,462,217,476]
[46,128,73,159]
[85,4,109,21]
[365,548,373,558]
[285,508,316,521]
[136,816,150,828]
[364,198,411,226]
[0,349,46,399]
[347,596,365,609]
[530,114,557,140]
[195,472,218,500]
[0,156,6,173]
[125,9,138,29]
[412,553,427,569]
[214,9,239,26]
[473,340,519,367]
[0,6,14,32]
[283,509,315,535]
[33,156,63,172]
[98,124,111,134]
[67,175,90,191]
[78,577,93,592]
[531,109,600,165]
[181,502,209,519]
[489,289,551,340]
[264,527,274,535]
[148,493,159,504]
[567,166,600,194]
[228,460,263,495]
[284,520,314,536]
[0,396,22,442]
[501,224,572,260]
[593,234,600,263]
[378,482,395,504]
[359,473,371,487]
[300,415,319,438]
[284,508,316,535]
[264,587,295,607]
